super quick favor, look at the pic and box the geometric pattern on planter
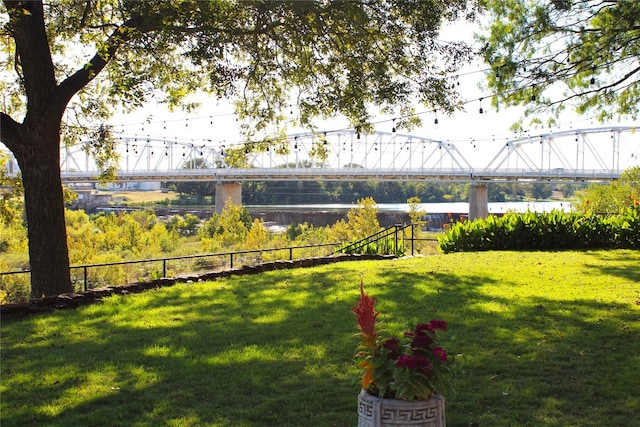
[358,389,445,427]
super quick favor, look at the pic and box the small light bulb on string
[392,119,396,133]
[186,118,189,128]
[479,98,484,114]
[433,110,438,125]
[590,77,595,85]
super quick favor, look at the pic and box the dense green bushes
[438,204,640,253]
[1,197,395,303]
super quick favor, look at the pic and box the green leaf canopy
[478,0,640,123]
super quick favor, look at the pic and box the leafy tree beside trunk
[0,0,476,297]
[478,0,640,125]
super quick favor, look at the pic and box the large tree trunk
[17,126,72,298]
[2,1,75,298]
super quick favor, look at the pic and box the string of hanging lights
[110,104,618,155]
[108,62,628,152]
[109,61,510,138]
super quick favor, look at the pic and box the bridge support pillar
[215,182,242,214]
[469,182,489,221]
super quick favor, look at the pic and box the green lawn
[2,250,639,427]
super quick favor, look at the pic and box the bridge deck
[60,167,622,183]
[3,126,638,183]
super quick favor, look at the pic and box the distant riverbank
[245,201,574,229]
[99,200,575,230]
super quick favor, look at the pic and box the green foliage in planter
[377,236,405,256]
[338,237,405,256]
[438,206,640,253]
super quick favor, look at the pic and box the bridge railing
[57,166,625,183]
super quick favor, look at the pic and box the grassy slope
[1,250,639,427]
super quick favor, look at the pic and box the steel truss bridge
[56,126,638,184]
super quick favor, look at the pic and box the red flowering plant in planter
[353,281,454,401]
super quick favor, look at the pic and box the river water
[246,201,574,230]
[247,201,574,214]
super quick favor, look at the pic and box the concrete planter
[357,389,445,427]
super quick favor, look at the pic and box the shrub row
[438,206,640,253]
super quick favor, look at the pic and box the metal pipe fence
[0,242,341,292]
[0,224,440,294]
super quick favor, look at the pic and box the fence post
[395,224,400,255]
[411,223,414,256]
[163,259,167,278]
[289,247,293,260]
[230,253,234,269]
[84,266,88,291]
